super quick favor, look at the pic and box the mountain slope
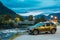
[0,2,17,18]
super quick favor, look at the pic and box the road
[14,26,60,40]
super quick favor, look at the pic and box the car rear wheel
[33,30,39,35]
[50,29,56,34]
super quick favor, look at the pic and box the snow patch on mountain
[18,10,60,16]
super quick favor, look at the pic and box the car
[27,22,57,35]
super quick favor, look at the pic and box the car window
[46,23,50,26]
[34,23,44,27]
[51,23,54,25]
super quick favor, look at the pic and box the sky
[0,0,60,16]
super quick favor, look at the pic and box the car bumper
[27,30,33,33]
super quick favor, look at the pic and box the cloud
[53,11,60,13]
[19,11,43,16]
[1,0,60,13]
[44,14,49,16]
[18,10,60,16]
[1,0,57,8]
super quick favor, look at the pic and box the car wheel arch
[51,28,56,31]
[33,29,39,35]
[50,28,56,34]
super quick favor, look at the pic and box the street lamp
[50,15,53,20]
[51,15,53,18]
[54,16,57,19]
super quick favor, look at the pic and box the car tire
[50,29,56,34]
[33,30,39,35]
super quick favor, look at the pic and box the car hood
[27,26,34,30]
[27,26,37,30]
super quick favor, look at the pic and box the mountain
[0,2,17,19]
[34,14,47,18]
[35,13,60,20]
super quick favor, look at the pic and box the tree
[27,15,33,21]
[34,16,46,24]
[40,16,46,22]
[0,16,2,23]
[0,37,2,40]
[19,15,23,21]
[3,14,12,24]
[5,14,11,21]
[15,17,20,22]
[34,18,40,24]
[1,15,5,23]
[15,15,23,22]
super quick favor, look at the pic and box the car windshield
[34,23,44,27]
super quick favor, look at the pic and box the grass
[0,37,2,40]
[9,33,20,40]
[56,23,60,26]
[9,31,27,40]
[57,24,60,26]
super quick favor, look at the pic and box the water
[0,32,15,40]
[0,29,26,40]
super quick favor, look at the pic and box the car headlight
[29,28,34,30]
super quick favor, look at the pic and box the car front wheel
[33,30,39,35]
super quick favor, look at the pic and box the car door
[45,23,50,31]
[38,24,46,32]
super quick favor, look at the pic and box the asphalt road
[14,26,60,40]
